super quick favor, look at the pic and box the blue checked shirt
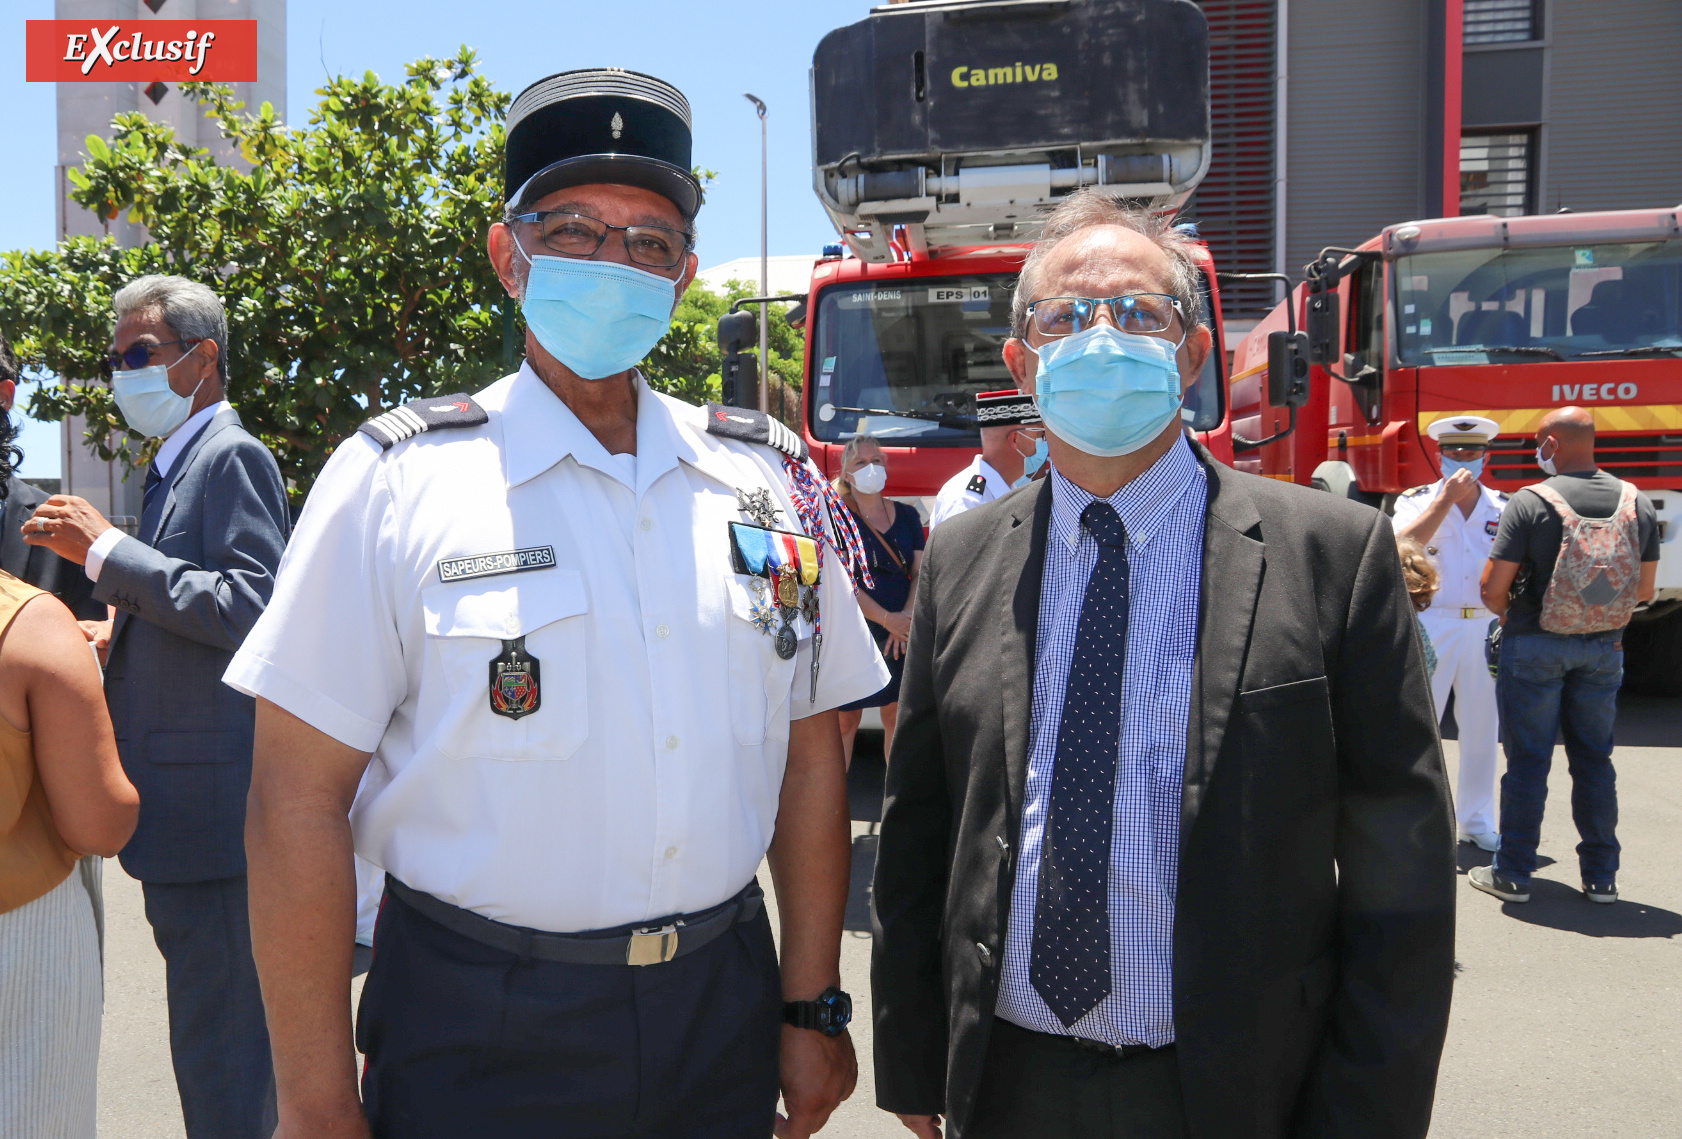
[995,434,1208,1047]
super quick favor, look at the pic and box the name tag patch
[438,546,556,583]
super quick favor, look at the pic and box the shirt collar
[501,363,681,496]
[1049,433,1203,551]
[155,399,231,478]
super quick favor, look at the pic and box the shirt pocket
[422,569,590,761]
[724,575,800,747]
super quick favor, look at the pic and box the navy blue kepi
[504,68,703,217]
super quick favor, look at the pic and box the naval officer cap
[1426,415,1501,447]
[974,389,1043,428]
[505,68,703,220]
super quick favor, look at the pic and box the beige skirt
[0,857,103,1139]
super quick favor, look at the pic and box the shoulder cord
[782,455,874,593]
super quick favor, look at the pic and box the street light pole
[745,93,769,415]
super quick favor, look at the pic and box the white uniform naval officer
[1392,414,1507,851]
[229,69,888,1139]
[928,389,1048,530]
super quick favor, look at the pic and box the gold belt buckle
[1462,607,1477,619]
[626,923,680,966]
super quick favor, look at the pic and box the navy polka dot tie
[1031,500,1128,1027]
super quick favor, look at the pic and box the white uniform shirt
[225,365,888,932]
[1391,479,1509,611]
[929,455,1011,530]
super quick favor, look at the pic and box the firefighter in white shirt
[229,69,886,1139]
[928,389,1048,530]
[1392,415,1508,852]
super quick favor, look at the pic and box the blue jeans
[1494,632,1622,888]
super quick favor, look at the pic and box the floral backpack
[1527,480,1644,634]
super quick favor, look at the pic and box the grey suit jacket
[2,476,104,619]
[96,407,289,883]
[871,447,1456,1138]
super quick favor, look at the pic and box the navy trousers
[141,876,277,1139]
[359,885,783,1138]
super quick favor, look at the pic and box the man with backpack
[1472,406,1660,906]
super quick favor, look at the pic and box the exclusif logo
[25,20,259,84]
[950,61,1061,89]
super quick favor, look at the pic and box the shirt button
[664,846,679,860]
[666,735,680,750]
[656,623,671,638]
[640,517,654,531]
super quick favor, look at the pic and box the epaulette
[358,394,487,450]
[1401,484,1432,498]
[703,403,807,462]
[966,474,988,495]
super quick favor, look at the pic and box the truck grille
[1489,434,1682,481]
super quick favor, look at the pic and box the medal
[488,637,541,719]
[775,621,798,660]
[736,486,784,529]
[776,564,801,610]
[800,584,819,625]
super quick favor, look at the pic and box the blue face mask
[1029,325,1184,458]
[515,239,677,380]
[1440,455,1485,481]
[1013,435,1049,488]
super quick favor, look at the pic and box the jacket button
[976,942,993,965]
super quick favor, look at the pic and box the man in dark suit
[0,332,102,617]
[871,191,1455,1139]
[23,275,289,1139]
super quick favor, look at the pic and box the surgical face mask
[1013,434,1049,488]
[849,461,887,495]
[1028,325,1184,458]
[111,343,206,439]
[1440,455,1485,481]
[1536,443,1558,476]
[514,237,676,380]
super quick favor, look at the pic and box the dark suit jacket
[97,408,289,883]
[871,447,1455,1138]
[1,476,104,619]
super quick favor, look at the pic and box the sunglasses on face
[107,339,202,373]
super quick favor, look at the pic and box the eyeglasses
[1025,293,1186,345]
[508,210,694,270]
[106,339,202,373]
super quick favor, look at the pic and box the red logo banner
[26,20,258,83]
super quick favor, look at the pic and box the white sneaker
[1457,829,1500,852]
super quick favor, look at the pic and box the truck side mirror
[1267,330,1311,408]
[1305,288,1340,366]
[718,311,761,409]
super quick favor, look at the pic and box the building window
[1460,132,1534,216]
[1463,0,1539,44]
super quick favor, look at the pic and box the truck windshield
[808,275,1016,446]
[1393,239,1682,365]
[808,271,1225,444]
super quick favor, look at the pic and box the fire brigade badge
[488,637,541,720]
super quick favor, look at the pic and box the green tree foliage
[0,53,810,498]
[643,277,805,426]
[1,50,509,497]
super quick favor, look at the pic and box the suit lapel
[111,409,240,649]
[143,409,238,545]
[999,478,1053,830]
[1182,450,1265,843]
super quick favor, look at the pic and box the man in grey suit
[23,275,289,1139]
[871,193,1455,1139]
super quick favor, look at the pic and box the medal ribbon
[730,522,773,577]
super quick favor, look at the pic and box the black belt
[385,875,764,967]
[996,1017,1163,1060]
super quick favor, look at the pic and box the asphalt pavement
[96,694,1681,1137]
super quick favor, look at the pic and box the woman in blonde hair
[833,434,925,768]
[1397,535,1441,677]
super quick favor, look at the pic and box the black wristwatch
[783,986,852,1037]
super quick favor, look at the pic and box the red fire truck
[1230,207,1682,692]
[785,0,1234,508]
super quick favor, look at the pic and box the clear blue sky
[2,0,878,474]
